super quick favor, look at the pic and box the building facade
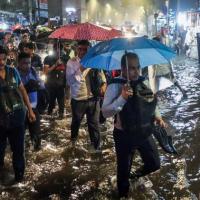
[48,0,86,25]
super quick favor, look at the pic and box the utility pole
[37,0,40,24]
[176,0,180,17]
[28,0,33,24]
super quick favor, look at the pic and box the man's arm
[38,55,43,71]
[102,84,127,118]
[43,64,57,74]
[154,106,167,128]
[19,83,36,122]
[66,60,82,86]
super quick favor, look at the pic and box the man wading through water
[102,52,166,199]
[66,40,106,152]
[0,46,35,183]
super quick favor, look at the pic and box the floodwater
[0,57,200,200]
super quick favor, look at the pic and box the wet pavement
[0,56,200,200]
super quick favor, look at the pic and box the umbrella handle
[125,52,130,85]
[57,39,61,59]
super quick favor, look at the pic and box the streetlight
[106,3,111,9]
[66,7,76,13]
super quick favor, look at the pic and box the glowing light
[65,7,76,13]
[40,74,46,82]
[0,23,8,30]
[106,3,111,9]
[48,50,53,56]
[124,32,134,38]
[177,12,187,26]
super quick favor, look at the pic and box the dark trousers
[71,98,100,149]
[113,128,160,198]
[0,125,25,177]
[47,86,65,115]
[99,98,106,124]
[26,108,41,145]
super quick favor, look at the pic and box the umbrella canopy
[37,26,52,33]
[48,22,122,40]
[81,36,176,70]
[11,24,22,31]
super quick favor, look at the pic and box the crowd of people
[0,30,181,199]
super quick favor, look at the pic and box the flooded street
[0,56,200,200]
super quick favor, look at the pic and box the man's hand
[154,117,167,128]
[56,59,63,66]
[100,83,107,97]
[80,65,86,72]
[121,84,133,100]
[28,109,36,123]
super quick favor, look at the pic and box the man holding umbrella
[102,52,166,198]
[44,43,66,119]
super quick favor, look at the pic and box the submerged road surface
[0,57,200,200]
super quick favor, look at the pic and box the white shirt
[66,57,93,100]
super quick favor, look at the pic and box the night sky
[169,0,198,11]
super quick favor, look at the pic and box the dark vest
[111,77,157,145]
[0,67,25,128]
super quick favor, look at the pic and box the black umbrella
[153,125,178,155]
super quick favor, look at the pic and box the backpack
[88,69,106,99]
[110,77,157,145]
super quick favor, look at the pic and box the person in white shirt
[102,52,166,198]
[66,40,106,151]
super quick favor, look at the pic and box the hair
[0,46,8,55]
[53,42,63,50]
[152,36,161,42]
[8,49,18,55]
[77,40,90,47]
[18,52,31,62]
[4,32,11,38]
[24,42,36,50]
[121,52,140,69]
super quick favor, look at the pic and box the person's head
[8,49,18,60]
[121,52,140,81]
[22,33,30,43]
[153,36,161,43]
[0,46,8,69]
[77,40,90,59]
[52,42,63,55]
[4,32,12,41]
[64,42,71,54]
[23,42,36,56]
[6,42,14,51]
[18,52,31,72]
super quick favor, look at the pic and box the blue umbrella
[81,36,176,70]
